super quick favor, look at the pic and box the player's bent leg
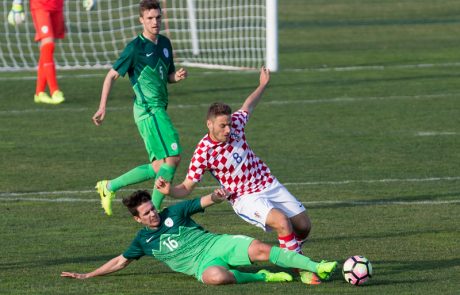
[151,156,180,210]
[247,239,272,262]
[265,208,293,236]
[290,211,312,246]
[201,266,236,285]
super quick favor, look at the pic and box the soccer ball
[342,255,372,285]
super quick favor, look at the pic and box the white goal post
[0,0,278,72]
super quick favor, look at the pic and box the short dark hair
[122,190,152,216]
[207,102,232,120]
[139,0,161,17]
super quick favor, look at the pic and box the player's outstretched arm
[155,177,196,198]
[240,66,270,115]
[92,69,120,126]
[61,254,132,279]
[168,68,188,83]
[200,188,230,208]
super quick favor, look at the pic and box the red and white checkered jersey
[187,110,274,198]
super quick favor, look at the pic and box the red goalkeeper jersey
[30,0,64,11]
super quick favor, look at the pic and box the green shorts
[136,108,182,162]
[196,234,254,282]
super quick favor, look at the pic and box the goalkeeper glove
[82,0,96,11]
[7,0,25,26]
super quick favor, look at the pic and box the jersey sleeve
[186,142,208,183]
[232,110,249,129]
[112,42,136,77]
[165,37,176,75]
[122,233,145,260]
[170,198,204,218]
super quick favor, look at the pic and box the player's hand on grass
[92,108,106,126]
[155,177,171,195]
[210,188,230,203]
[61,272,88,279]
[8,1,25,26]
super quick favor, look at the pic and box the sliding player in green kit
[61,188,337,285]
[92,0,186,215]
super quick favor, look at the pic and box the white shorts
[230,178,306,231]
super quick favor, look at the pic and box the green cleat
[96,180,116,216]
[299,271,321,285]
[51,90,65,104]
[316,260,338,280]
[258,269,293,283]
[34,92,54,104]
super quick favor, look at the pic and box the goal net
[0,0,277,72]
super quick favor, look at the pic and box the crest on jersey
[163,48,169,58]
[230,131,241,141]
[41,26,49,34]
[164,217,174,227]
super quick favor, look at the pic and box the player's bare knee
[247,240,271,261]
[291,212,311,237]
[202,267,234,285]
[266,209,291,233]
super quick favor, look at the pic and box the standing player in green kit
[92,0,187,216]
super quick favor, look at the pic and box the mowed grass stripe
[1,197,458,206]
[1,92,458,115]
[1,61,460,81]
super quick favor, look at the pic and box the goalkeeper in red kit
[7,0,95,104]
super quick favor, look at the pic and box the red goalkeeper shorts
[31,9,65,42]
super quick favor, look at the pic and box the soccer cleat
[257,269,293,283]
[34,92,55,104]
[96,180,116,216]
[51,90,65,104]
[299,271,321,285]
[316,260,338,280]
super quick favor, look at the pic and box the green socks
[269,246,319,273]
[152,163,176,210]
[229,269,265,283]
[108,164,156,192]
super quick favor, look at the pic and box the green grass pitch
[0,0,459,294]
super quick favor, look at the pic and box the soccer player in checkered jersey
[156,67,325,285]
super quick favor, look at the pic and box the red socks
[36,42,59,95]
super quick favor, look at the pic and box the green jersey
[113,34,176,123]
[122,198,222,277]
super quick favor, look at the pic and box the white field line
[416,131,458,136]
[1,176,459,205]
[1,61,460,81]
[1,92,458,116]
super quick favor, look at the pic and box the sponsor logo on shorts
[254,211,261,219]
[164,217,174,227]
[171,143,178,151]
[41,26,49,34]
